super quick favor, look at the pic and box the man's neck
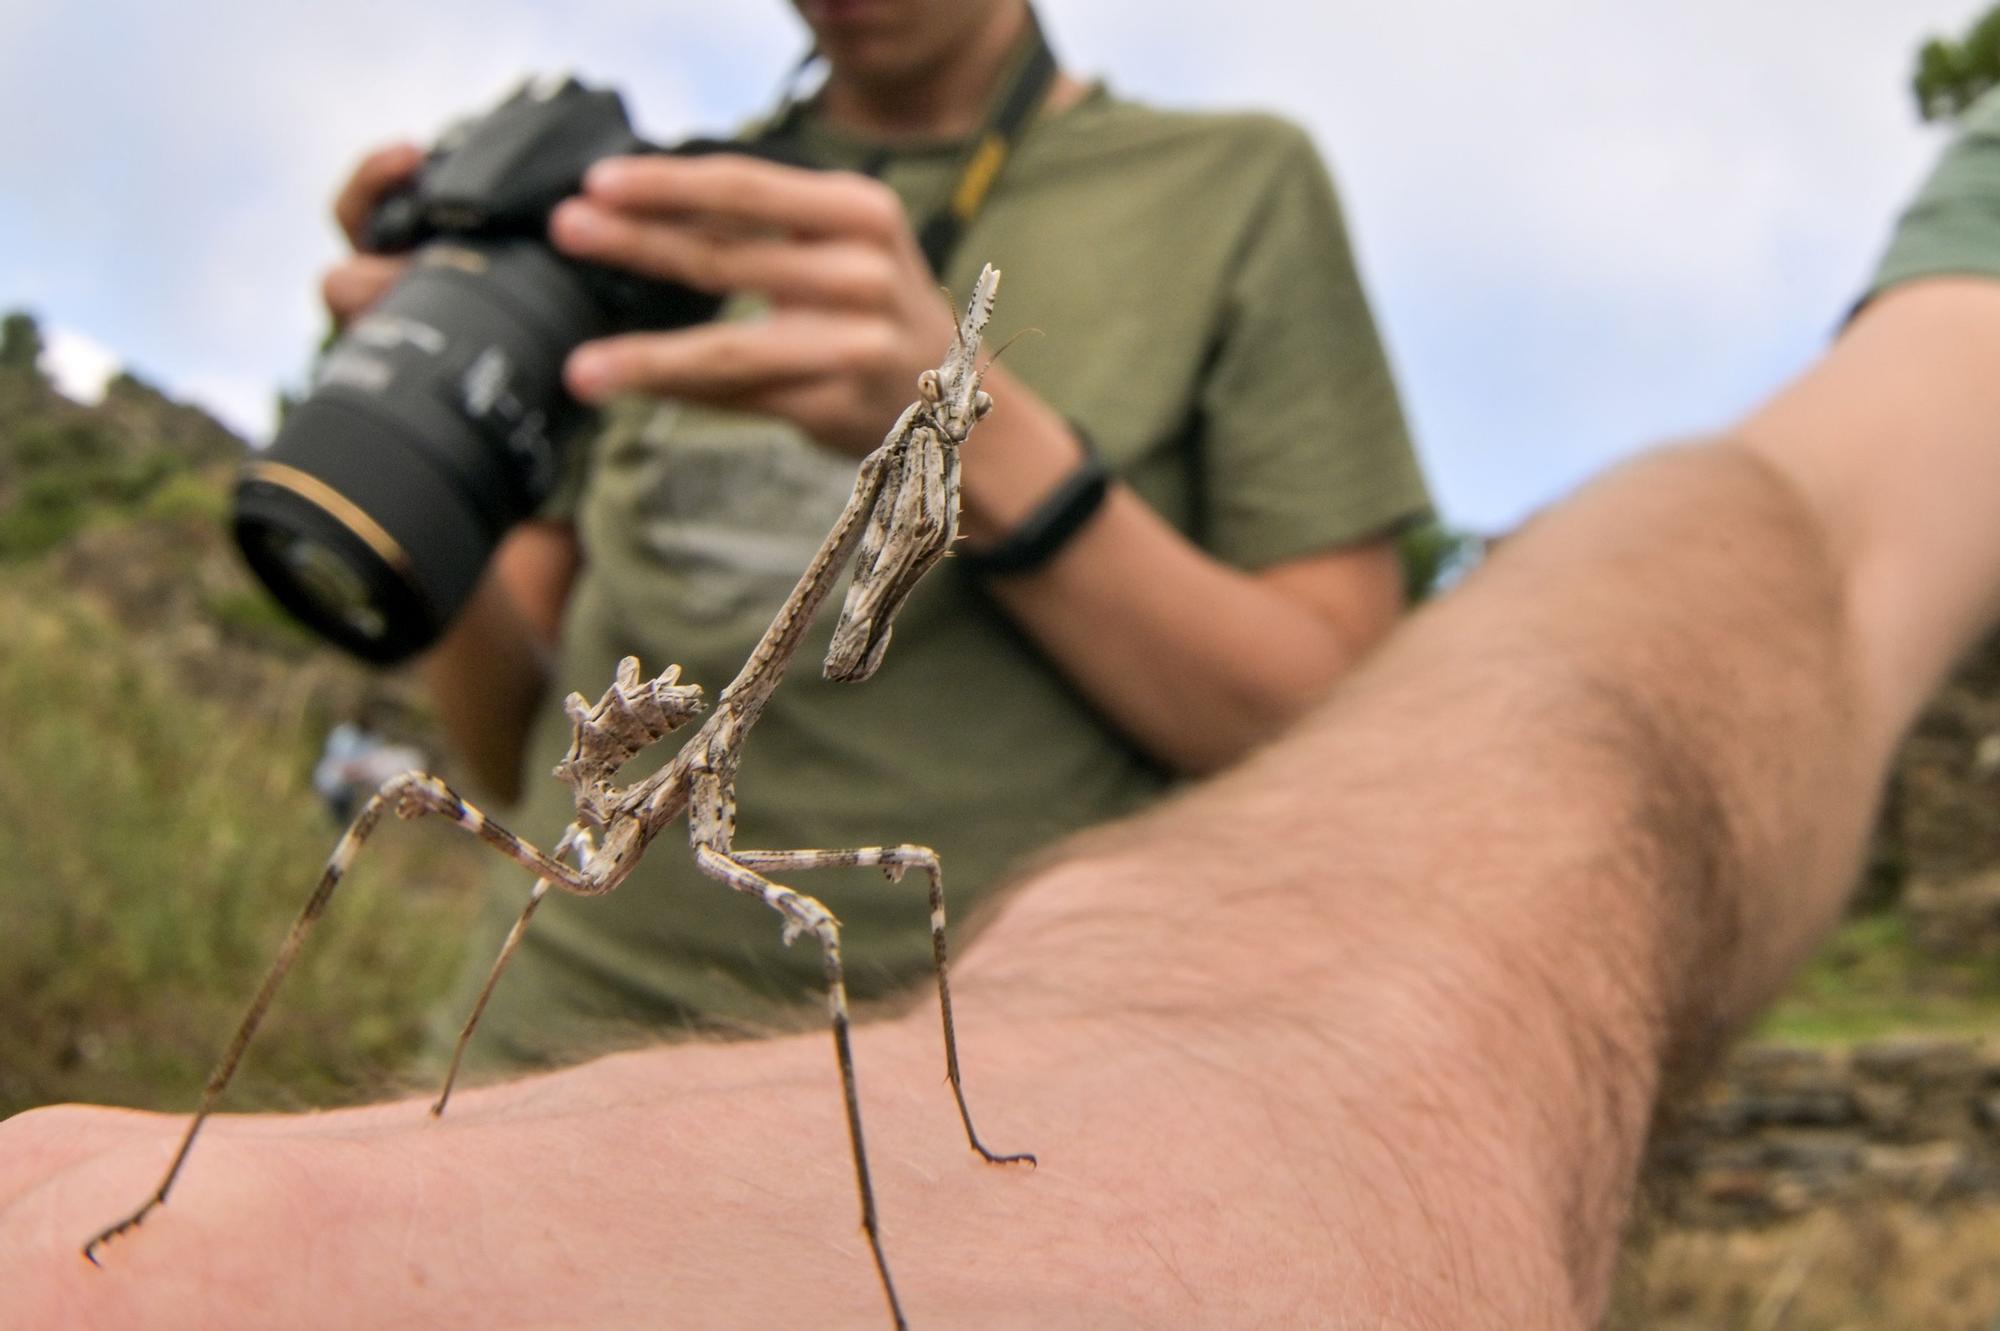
[817,3,1034,140]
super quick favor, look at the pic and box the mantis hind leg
[728,844,1034,1169]
[82,773,591,1264]
[688,839,909,1330]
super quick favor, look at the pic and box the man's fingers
[551,199,902,311]
[566,313,902,404]
[320,255,410,328]
[333,142,425,249]
[581,154,911,247]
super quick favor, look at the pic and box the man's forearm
[0,439,1929,1328]
[981,438,1885,1318]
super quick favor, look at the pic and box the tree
[1398,517,1487,601]
[0,311,43,374]
[1914,5,2000,121]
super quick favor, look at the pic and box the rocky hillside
[0,311,436,741]
[0,312,478,1119]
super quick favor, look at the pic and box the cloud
[39,326,121,405]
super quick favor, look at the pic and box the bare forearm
[418,581,550,803]
[417,522,578,802]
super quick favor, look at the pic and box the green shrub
[1915,5,2000,120]
[0,470,90,556]
[10,418,119,468]
[0,579,483,1116]
[142,469,229,524]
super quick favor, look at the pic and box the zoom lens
[232,239,605,663]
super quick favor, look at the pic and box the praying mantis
[84,264,1031,1329]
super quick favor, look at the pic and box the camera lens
[229,74,755,663]
[262,536,388,640]
[233,238,605,663]
[239,519,390,643]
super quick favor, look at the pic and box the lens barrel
[233,239,603,663]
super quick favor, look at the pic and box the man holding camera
[326,0,1433,1064]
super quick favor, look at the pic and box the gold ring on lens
[241,460,413,574]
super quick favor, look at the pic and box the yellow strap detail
[950,134,1011,221]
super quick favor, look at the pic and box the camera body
[234,76,754,664]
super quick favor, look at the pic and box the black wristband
[958,428,1111,577]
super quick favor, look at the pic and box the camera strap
[762,5,1059,277]
[911,8,1057,275]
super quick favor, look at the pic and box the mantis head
[924,264,1001,443]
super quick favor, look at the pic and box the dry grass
[0,567,486,1118]
[1610,1201,2000,1330]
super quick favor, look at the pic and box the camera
[233,75,770,663]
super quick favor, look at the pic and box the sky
[0,0,1988,531]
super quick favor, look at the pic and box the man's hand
[552,154,963,459]
[319,141,423,328]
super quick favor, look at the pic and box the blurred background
[6,2,2000,1326]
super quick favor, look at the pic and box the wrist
[957,427,1109,577]
[951,374,1112,575]
[951,367,1090,537]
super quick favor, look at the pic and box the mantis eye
[918,369,942,403]
[973,390,993,418]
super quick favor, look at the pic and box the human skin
[7,279,1998,1328]
[324,0,1409,795]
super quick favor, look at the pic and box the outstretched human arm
[6,277,1994,1329]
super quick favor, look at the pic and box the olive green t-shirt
[1870,90,2000,295]
[440,86,1431,1065]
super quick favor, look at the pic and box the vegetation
[0,311,42,372]
[0,576,481,1116]
[1915,4,2000,121]
[1761,912,2000,1044]
[0,326,484,1118]
[1611,1201,2000,1330]
[1398,515,1487,600]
